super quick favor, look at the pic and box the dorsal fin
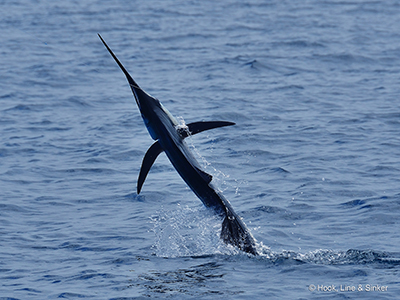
[137,141,164,194]
[178,121,235,138]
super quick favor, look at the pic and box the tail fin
[221,212,258,255]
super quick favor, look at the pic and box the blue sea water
[1,0,400,299]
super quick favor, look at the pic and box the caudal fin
[221,212,258,255]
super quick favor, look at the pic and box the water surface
[1,0,400,299]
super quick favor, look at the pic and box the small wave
[66,96,92,107]
[150,208,400,266]
[5,104,32,111]
[150,205,236,258]
[274,40,326,49]
[133,260,232,298]
[258,247,400,266]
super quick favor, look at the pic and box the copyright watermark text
[308,284,388,293]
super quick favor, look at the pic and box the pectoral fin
[137,141,164,194]
[178,121,235,138]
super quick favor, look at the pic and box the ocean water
[1,0,400,299]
